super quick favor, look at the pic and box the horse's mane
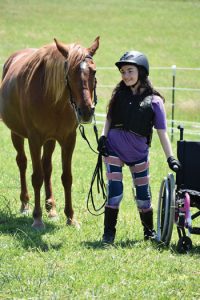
[20,43,86,103]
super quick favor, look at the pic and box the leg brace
[104,154,124,209]
[129,159,152,212]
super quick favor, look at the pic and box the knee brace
[104,155,124,208]
[129,159,152,212]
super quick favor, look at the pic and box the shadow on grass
[151,239,200,256]
[83,237,200,255]
[82,238,143,250]
[0,210,63,252]
[169,242,200,256]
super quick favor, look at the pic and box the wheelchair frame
[157,126,200,253]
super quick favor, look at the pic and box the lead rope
[78,77,107,215]
[79,116,107,216]
[79,123,98,155]
[86,152,107,216]
[67,67,107,215]
[65,59,107,215]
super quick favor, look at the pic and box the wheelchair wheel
[157,173,175,246]
[157,177,170,241]
[177,236,192,253]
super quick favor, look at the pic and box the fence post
[171,65,176,142]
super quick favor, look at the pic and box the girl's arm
[156,129,173,159]
[157,129,181,172]
[97,117,111,156]
[102,117,111,137]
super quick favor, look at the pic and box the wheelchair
[157,125,200,253]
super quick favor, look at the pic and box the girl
[98,51,180,244]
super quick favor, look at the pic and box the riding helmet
[115,51,149,75]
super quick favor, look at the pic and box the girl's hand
[167,156,181,172]
[97,136,109,157]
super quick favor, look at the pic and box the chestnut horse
[0,37,100,229]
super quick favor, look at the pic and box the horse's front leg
[28,137,44,229]
[42,140,57,219]
[61,132,79,227]
[11,132,30,214]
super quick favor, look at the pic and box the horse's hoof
[20,208,30,215]
[48,214,59,222]
[48,209,58,220]
[31,220,45,230]
[20,204,30,215]
[66,218,80,229]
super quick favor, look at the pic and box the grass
[1,122,200,299]
[0,0,200,299]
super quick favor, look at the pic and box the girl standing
[98,51,180,244]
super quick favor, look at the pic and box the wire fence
[97,66,200,92]
[0,63,199,138]
[96,65,200,140]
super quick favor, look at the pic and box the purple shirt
[107,95,167,163]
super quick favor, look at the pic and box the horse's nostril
[76,105,95,124]
[78,107,82,116]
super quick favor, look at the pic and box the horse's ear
[87,36,100,56]
[54,38,69,59]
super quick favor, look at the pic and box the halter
[64,55,98,122]
[64,55,99,153]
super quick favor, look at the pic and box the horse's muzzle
[77,105,95,124]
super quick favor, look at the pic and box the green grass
[0,0,200,299]
[0,122,200,299]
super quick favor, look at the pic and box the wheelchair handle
[177,125,184,140]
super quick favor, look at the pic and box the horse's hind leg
[42,140,57,219]
[11,132,30,214]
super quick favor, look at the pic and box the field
[0,0,200,299]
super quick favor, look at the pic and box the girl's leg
[129,158,156,240]
[102,153,124,243]
[104,154,124,209]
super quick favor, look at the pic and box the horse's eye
[89,69,96,77]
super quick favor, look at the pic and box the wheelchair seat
[176,140,200,193]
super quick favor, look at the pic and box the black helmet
[115,51,149,75]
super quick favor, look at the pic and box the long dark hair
[107,66,165,118]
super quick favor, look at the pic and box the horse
[0,37,100,229]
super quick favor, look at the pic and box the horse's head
[54,37,100,124]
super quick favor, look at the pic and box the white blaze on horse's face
[80,61,87,70]
[75,58,96,124]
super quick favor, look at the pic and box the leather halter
[64,55,98,120]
